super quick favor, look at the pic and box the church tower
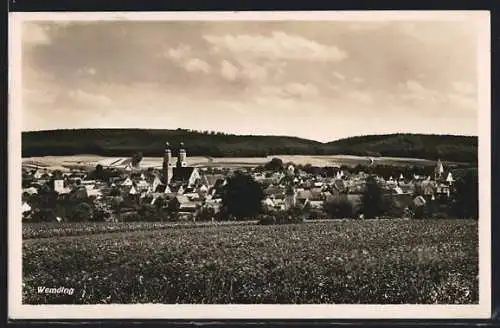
[163,142,172,184]
[177,142,188,168]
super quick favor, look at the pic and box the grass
[22,219,478,304]
[22,220,258,239]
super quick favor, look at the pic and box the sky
[20,18,479,142]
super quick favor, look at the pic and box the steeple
[435,158,444,180]
[177,142,187,168]
[163,142,172,183]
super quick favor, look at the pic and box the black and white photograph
[8,11,491,319]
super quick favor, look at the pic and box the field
[22,154,454,171]
[23,219,478,304]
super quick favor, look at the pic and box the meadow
[22,154,454,171]
[23,219,478,304]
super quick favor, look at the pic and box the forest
[22,129,478,163]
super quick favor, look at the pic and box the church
[162,142,201,192]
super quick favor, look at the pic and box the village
[21,142,458,223]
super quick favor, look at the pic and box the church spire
[177,142,187,168]
[163,141,172,183]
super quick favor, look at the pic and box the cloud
[452,81,475,95]
[68,89,113,108]
[22,22,52,45]
[333,72,346,80]
[164,45,212,75]
[165,44,192,61]
[259,82,319,99]
[347,22,390,31]
[283,82,319,98]
[236,59,268,81]
[448,93,476,110]
[77,67,97,76]
[220,60,238,81]
[348,90,373,105]
[183,58,211,74]
[203,31,348,62]
[405,80,426,94]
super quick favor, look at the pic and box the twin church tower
[162,142,188,184]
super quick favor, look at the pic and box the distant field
[23,219,478,304]
[22,154,454,170]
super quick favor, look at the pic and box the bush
[31,208,56,222]
[120,212,141,222]
[258,209,304,225]
[68,202,94,222]
[381,196,406,218]
[138,204,160,221]
[196,207,216,221]
[258,214,277,225]
[324,196,354,219]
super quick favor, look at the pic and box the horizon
[20,18,479,142]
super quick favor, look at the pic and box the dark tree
[167,197,180,221]
[95,164,104,178]
[451,168,478,219]
[69,202,94,222]
[324,196,354,219]
[361,175,384,219]
[131,152,144,168]
[264,157,284,172]
[221,171,265,219]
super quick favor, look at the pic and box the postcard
[8,10,491,319]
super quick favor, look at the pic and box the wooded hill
[21,129,477,163]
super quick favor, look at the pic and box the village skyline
[21,18,478,142]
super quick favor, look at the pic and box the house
[171,167,201,188]
[446,172,455,184]
[23,187,38,195]
[150,176,163,192]
[22,202,32,214]
[393,186,404,195]
[122,177,133,187]
[204,175,227,189]
[176,195,200,212]
[332,179,346,192]
[308,200,323,209]
[53,179,71,194]
[33,170,45,179]
[262,197,275,209]
[420,180,436,196]
[296,190,312,202]
[129,186,138,195]
[72,186,90,199]
[436,183,451,198]
[136,180,150,192]
[264,185,283,197]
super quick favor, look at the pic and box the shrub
[258,214,277,225]
[324,196,354,219]
[31,208,57,222]
[68,202,94,222]
[138,204,159,221]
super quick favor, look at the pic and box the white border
[8,11,491,320]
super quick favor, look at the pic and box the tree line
[22,129,477,163]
